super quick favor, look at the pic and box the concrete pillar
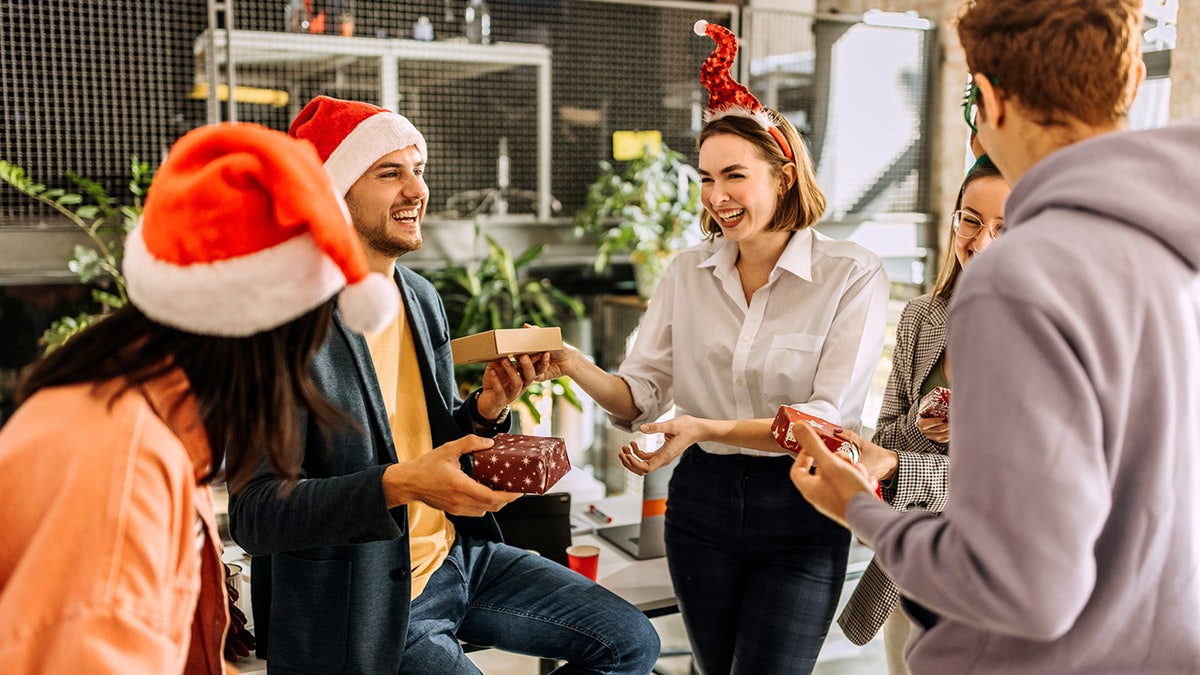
[1171,0,1200,120]
[810,0,970,266]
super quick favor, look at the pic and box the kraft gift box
[472,433,571,494]
[451,327,563,365]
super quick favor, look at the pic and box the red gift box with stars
[471,433,571,494]
[917,386,951,419]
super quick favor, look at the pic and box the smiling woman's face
[698,133,789,244]
[954,175,1010,268]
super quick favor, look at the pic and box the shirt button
[735,378,744,386]
[742,335,752,342]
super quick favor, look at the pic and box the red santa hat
[123,122,399,337]
[288,95,427,195]
[693,20,794,161]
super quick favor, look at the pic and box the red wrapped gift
[771,406,859,463]
[472,433,571,494]
[773,406,883,500]
[917,386,951,419]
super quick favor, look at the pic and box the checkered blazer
[838,292,951,645]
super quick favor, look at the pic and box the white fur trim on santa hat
[338,272,401,334]
[124,225,345,337]
[703,106,773,130]
[323,112,427,195]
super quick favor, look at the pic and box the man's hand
[789,423,876,528]
[619,416,709,476]
[383,435,522,515]
[476,352,550,420]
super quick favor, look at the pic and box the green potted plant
[421,228,585,428]
[0,158,153,352]
[572,142,701,299]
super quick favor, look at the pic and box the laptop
[493,492,573,567]
[596,455,678,560]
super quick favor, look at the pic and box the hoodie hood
[1005,116,1200,270]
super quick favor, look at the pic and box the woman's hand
[619,415,709,476]
[836,428,898,481]
[916,415,949,444]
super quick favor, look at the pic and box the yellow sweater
[365,303,455,599]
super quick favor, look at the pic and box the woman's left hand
[619,415,708,476]
[837,428,898,481]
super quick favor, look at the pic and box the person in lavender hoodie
[790,1,1200,673]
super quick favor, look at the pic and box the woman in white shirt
[545,107,888,673]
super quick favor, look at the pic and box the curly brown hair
[956,0,1143,127]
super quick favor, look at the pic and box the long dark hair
[931,156,1004,300]
[17,302,344,491]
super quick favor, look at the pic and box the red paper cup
[566,544,600,581]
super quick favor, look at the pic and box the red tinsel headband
[693,20,794,161]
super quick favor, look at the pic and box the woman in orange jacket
[0,123,398,673]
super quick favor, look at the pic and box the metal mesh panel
[1,1,206,218]
[202,0,738,221]
[745,9,935,219]
[1,3,935,226]
[2,0,740,225]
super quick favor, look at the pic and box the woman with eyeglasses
[835,155,1009,674]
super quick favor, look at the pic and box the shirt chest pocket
[763,332,826,396]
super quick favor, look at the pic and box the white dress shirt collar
[697,227,816,284]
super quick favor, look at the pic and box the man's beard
[361,222,422,258]
[348,198,423,259]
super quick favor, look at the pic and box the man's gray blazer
[229,265,505,674]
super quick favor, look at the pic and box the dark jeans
[402,534,661,674]
[664,446,850,675]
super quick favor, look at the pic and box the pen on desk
[587,504,613,523]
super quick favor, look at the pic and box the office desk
[571,494,677,616]
[575,531,676,616]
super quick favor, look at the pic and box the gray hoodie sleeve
[848,283,1110,641]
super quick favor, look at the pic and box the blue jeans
[401,534,661,674]
[665,447,850,675]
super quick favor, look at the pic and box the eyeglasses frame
[962,75,1002,134]
[951,209,1004,240]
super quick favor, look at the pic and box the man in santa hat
[229,96,660,674]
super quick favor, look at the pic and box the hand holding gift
[917,386,951,419]
[772,406,883,499]
[472,433,572,494]
[916,386,951,444]
[788,422,878,528]
[771,406,860,463]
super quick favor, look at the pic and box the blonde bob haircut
[696,110,826,239]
